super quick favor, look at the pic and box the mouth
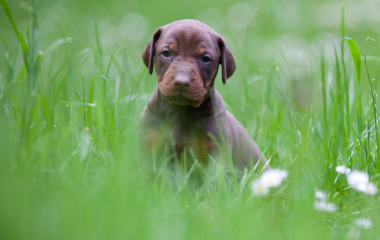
[160,91,204,107]
[162,92,194,105]
[158,80,208,108]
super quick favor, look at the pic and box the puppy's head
[142,20,235,108]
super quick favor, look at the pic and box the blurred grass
[1,0,380,239]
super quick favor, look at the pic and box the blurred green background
[2,0,380,109]
[1,0,380,239]
[2,0,380,75]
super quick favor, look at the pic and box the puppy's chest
[162,120,217,161]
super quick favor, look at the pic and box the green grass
[1,0,380,239]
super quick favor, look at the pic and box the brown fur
[139,20,269,173]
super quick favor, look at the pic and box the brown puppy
[139,20,269,173]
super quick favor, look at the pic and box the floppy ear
[142,28,162,75]
[218,37,236,84]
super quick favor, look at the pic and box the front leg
[138,106,167,156]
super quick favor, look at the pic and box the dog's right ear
[142,28,162,75]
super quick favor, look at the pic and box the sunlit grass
[1,0,380,239]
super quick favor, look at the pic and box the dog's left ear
[218,37,236,84]
[142,28,162,75]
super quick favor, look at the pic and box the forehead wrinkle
[155,36,176,51]
[159,26,217,57]
[181,32,214,53]
[166,25,213,42]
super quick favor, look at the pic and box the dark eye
[200,56,211,63]
[161,51,171,58]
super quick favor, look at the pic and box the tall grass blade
[344,38,361,84]
[276,67,297,140]
[0,0,29,69]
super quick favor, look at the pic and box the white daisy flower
[259,169,288,188]
[314,201,337,212]
[335,165,351,174]
[250,180,269,196]
[350,182,378,195]
[347,170,369,188]
[363,182,378,195]
[354,218,372,229]
[353,182,369,193]
[346,171,378,195]
[315,190,327,200]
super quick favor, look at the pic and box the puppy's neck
[146,87,225,120]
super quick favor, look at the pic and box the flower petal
[354,218,372,229]
[347,170,369,188]
[250,180,269,196]
[260,169,288,188]
[335,165,351,174]
[314,200,337,212]
[315,190,327,200]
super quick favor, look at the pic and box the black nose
[173,75,191,89]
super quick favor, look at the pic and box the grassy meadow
[1,0,380,239]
